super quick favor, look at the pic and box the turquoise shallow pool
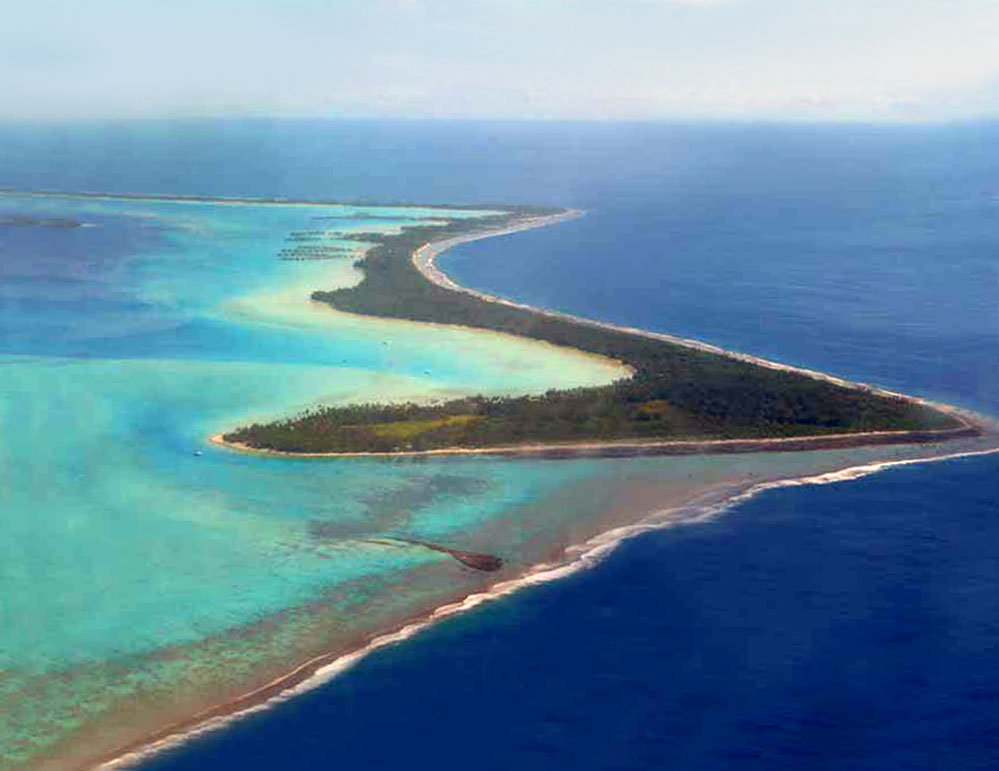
[0,194,641,765]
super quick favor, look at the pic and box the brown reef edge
[58,194,990,771]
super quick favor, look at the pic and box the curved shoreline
[0,187,528,213]
[211,209,983,459]
[101,443,999,771]
[211,419,981,460]
[93,204,999,770]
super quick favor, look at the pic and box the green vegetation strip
[225,208,963,454]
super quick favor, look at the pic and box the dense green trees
[226,211,962,454]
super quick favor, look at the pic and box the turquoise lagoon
[1,193,993,768]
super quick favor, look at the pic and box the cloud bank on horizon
[0,0,997,121]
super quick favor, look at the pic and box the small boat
[193,450,203,457]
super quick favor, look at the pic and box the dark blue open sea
[2,120,997,769]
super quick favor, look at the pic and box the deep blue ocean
[1,120,996,769]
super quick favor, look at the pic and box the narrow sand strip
[98,210,999,771]
[101,443,999,771]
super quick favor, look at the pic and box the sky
[1,0,998,122]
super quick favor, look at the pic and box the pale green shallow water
[1,194,991,768]
[0,195,631,765]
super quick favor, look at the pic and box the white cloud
[1,0,998,121]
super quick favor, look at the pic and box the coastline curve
[211,209,984,459]
[63,194,996,770]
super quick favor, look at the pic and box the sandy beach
[69,205,999,770]
[211,209,985,460]
[101,437,999,770]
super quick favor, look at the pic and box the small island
[369,537,505,572]
[220,207,976,457]
[0,213,84,228]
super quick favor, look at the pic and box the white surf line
[209,207,989,459]
[104,211,999,769]
[101,442,999,770]
[0,188,506,215]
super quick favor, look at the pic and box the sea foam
[101,443,999,769]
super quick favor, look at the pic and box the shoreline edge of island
[209,208,986,459]
[74,198,997,771]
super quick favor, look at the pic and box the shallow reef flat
[0,194,629,769]
[2,192,995,770]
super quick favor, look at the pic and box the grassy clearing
[368,414,480,441]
